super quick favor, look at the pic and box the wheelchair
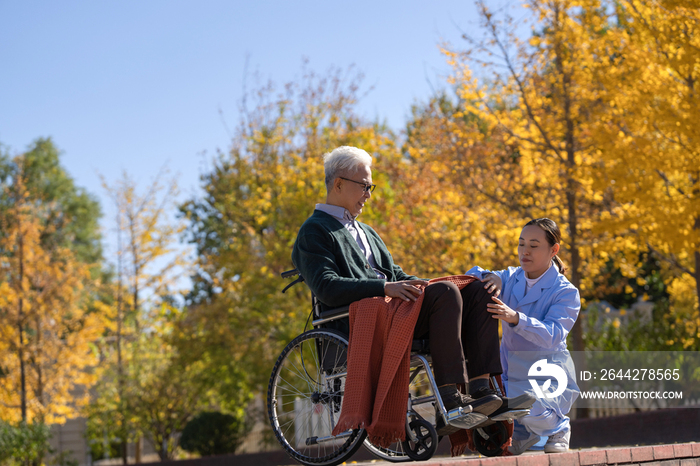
[267,269,530,465]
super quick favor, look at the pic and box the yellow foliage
[0,164,106,424]
[668,274,700,314]
[101,169,188,314]
[438,0,627,351]
[593,0,700,317]
[439,0,700,348]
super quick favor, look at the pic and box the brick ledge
[413,442,700,466]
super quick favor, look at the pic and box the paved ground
[340,443,700,466]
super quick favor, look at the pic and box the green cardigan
[292,210,418,309]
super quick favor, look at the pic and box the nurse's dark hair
[524,218,567,275]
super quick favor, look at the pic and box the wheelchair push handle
[281,269,300,279]
[281,268,305,293]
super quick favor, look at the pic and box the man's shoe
[509,431,540,456]
[471,386,536,418]
[544,428,570,453]
[440,385,502,415]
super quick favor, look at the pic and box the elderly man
[292,146,519,435]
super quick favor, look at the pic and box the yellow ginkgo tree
[0,158,105,425]
[86,169,190,462]
[444,0,619,350]
[592,0,700,348]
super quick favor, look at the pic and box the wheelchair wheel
[268,329,367,466]
[363,441,412,463]
[473,421,508,457]
[402,419,438,461]
[363,357,439,462]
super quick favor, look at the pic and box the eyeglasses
[339,177,376,193]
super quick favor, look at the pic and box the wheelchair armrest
[411,339,431,354]
[312,305,350,326]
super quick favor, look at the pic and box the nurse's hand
[482,273,502,298]
[487,296,519,325]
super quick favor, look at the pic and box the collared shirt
[315,203,387,279]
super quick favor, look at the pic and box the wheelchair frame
[267,269,528,465]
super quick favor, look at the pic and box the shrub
[0,421,51,466]
[180,411,246,456]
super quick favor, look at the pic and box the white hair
[323,146,372,191]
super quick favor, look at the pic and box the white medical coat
[466,264,581,431]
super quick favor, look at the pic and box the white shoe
[509,431,540,455]
[544,429,571,453]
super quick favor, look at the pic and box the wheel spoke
[268,330,365,465]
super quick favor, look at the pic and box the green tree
[0,138,103,265]
[129,304,216,460]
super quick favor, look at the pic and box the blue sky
[0,0,518,271]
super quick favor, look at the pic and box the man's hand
[482,273,502,297]
[384,280,429,302]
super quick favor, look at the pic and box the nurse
[466,218,580,454]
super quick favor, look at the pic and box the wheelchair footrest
[489,408,530,422]
[446,407,489,430]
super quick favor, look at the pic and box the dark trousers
[412,280,502,386]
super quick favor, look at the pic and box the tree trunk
[559,31,586,415]
[135,436,142,463]
[695,215,700,314]
[695,249,700,314]
[117,212,128,466]
[692,175,700,335]
[551,0,584,353]
[36,315,44,411]
[18,224,27,421]
[568,186,584,351]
